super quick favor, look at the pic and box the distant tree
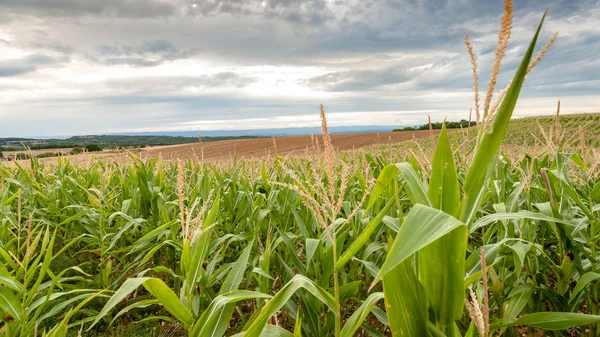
[85,144,102,152]
[70,147,84,155]
[393,120,476,132]
[37,152,60,158]
[15,153,31,160]
[393,126,415,131]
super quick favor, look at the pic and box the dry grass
[464,36,481,124]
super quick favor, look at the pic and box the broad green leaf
[142,278,195,326]
[470,211,573,233]
[502,284,534,324]
[569,272,600,303]
[428,124,460,216]
[220,243,253,294]
[90,277,193,329]
[0,287,23,321]
[372,204,465,286]
[383,260,428,337]
[396,163,431,206]
[243,275,337,337]
[419,123,466,329]
[0,274,24,292]
[192,291,271,337]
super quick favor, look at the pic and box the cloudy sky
[0,0,598,137]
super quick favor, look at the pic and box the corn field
[1,4,600,337]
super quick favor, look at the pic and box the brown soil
[145,130,439,161]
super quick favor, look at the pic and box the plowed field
[146,130,439,161]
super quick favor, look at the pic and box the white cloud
[0,0,598,137]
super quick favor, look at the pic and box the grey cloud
[0,0,333,23]
[306,67,412,92]
[0,0,599,137]
[99,72,256,95]
[90,39,193,67]
[0,0,180,18]
[0,54,68,77]
[304,54,472,92]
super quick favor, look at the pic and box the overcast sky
[0,0,598,137]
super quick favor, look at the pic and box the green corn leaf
[502,284,534,324]
[293,309,302,337]
[396,163,431,206]
[186,229,213,293]
[460,12,547,226]
[383,260,429,337]
[220,243,253,294]
[0,287,23,321]
[428,124,460,216]
[367,164,399,210]
[113,299,160,323]
[305,238,320,269]
[0,274,24,292]
[337,198,394,270]
[419,123,466,329]
[549,170,593,219]
[340,292,384,337]
[569,272,600,303]
[371,204,465,286]
[470,211,573,233]
[498,312,600,330]
[142,278,195,326]
[192,290,271,337]
[90,277,194,329]
[28,227,56,304]
[243,275,337,337]
[232,325,295,337]
[204,191,221,227]
[47,289,104,337]
[193,244,255,337]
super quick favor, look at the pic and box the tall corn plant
[362,7,600,337]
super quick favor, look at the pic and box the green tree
[85,144,102,152]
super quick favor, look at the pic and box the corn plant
[3,2,600,337]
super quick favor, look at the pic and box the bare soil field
[0,130,442,167]
[145,130,440,161]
